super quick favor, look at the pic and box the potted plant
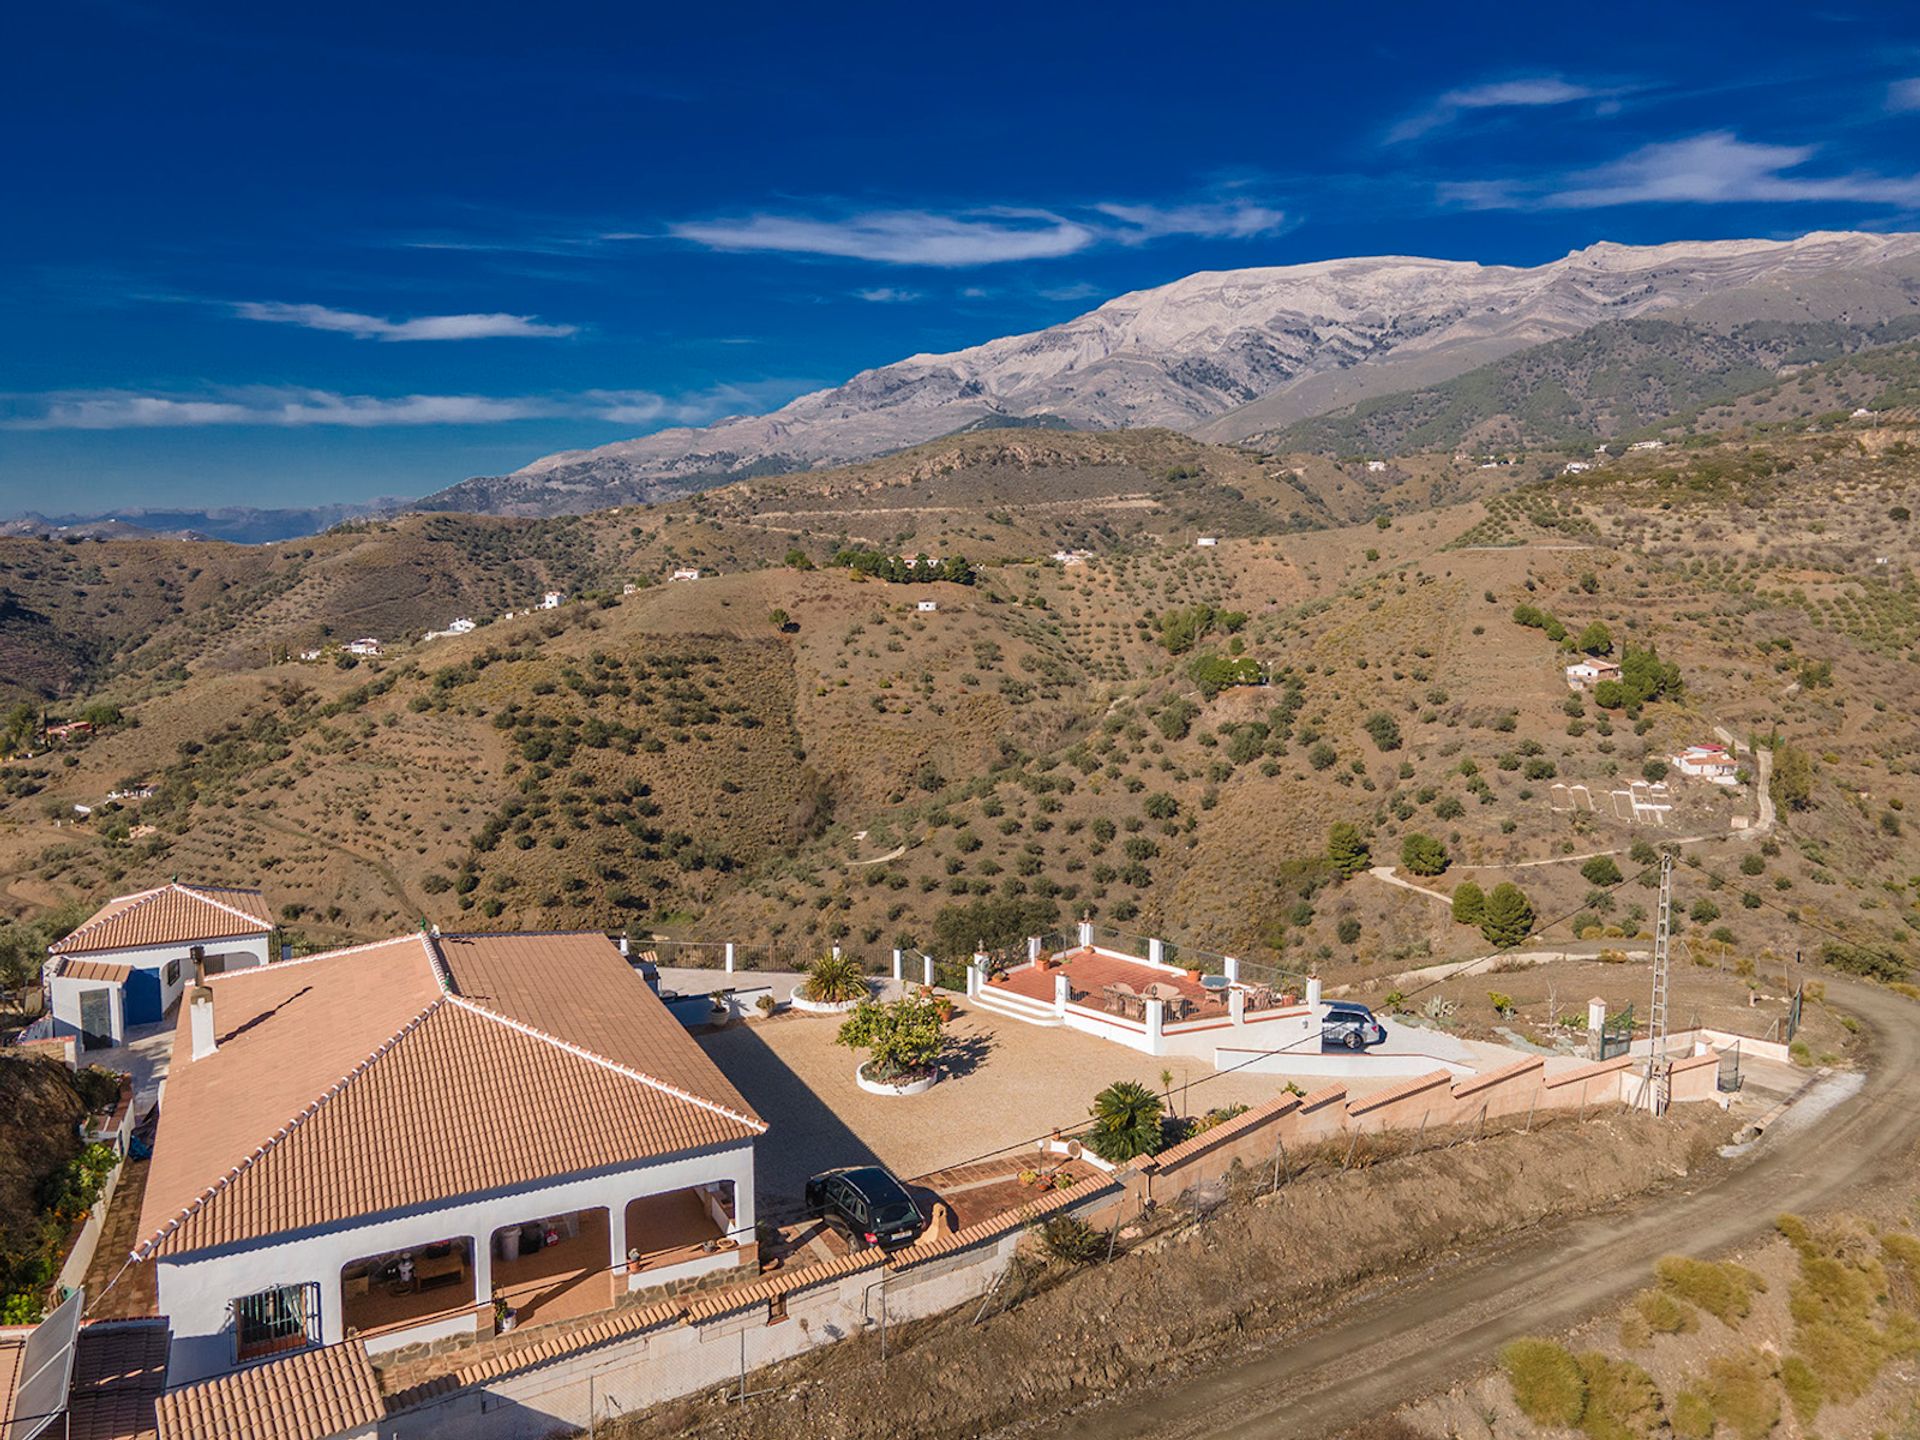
[837,992,946,1095]
[493,1295,516,1334]
[796,952,869,1009]
[755,992,778,1018]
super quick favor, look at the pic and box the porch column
[1145,997,1165,1054]
[891,949,903,984]
[1229,989,1246,1027]
[1077,920,1093,948]
[1148,937,1166,967]
[471,1230,493,1323]
[609,1201,629,1286]
[1054,972,1070,1018]
[1027,936,1042,963]
[923,954,934,990]
[1305,975,1322,1009]
[724,943,736,974]
[1223,955,1240,985]
[966,955,983,998]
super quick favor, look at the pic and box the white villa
[425,617,476,640]
[137,930,765,1385]
[1564,657,1622,690]
[45,882,275,1050]
[669,568,702,583]
[1628,440,1666,452]
[345,638,382,658]
[1366,460,1388,473]
[1051,549,1093,566]
[1563,460,1592,474]
[1673,744,1740,785]
[916,600,938,612]
[1195,536,1219,548]
[540,591,566,609]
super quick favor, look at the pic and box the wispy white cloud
[854,286,923,303]
[234,301,577,341]
[1444,130,1920,209]
[668,195,1287,267]
[1388,76,1619,144]
[1889,77,1920,112]
[0,381,805,431]
[1037,281,1102,303]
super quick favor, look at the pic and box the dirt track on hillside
[1044,976,1919,1440]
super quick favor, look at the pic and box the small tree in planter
[1085,1079,1166,1163]
[836,993,946,1085]
[800,952,869,1004]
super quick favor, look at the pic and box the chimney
[189,983,217,1061]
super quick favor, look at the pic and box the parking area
[698,998,1328,1216]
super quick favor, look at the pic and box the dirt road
[1046,977,1920,1440]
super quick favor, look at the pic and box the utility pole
[1645,852,1674,1115]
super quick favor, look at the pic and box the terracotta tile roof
[435,932,758,1122]
[59,959,135,985]
[1140,1095,1300,1172]
[1543,1054,1634,1089]
[886,1176,1120,1272]
[138,932,764,1260]
[154,1339,381,1440]
[683,1249,885,1322]
[53,884,273,956]
[1450,1056,1545,1100]
[68,1321,169,1440]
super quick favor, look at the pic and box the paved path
[1366,865,1451,905]
[1044,976,1920,1440]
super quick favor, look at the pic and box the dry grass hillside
[1,421,1915,997]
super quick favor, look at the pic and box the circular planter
[856,1061,939,1097]
[789,992,864,1015]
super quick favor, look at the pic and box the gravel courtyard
[697,998,1304,1212]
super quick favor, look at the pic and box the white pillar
[1027,935,1042,963]
[1077,920,1093,949]
[966,958,982,998]
[1054,972,1070,1017]
[1305,975,1322,1010]
[724,942,736,974]
[891,949,903,983]
[1146,997,1166,1054]
[618,935,629,957]
[471,1230,493,1322]
[1229,989,1246,1027]
[832,944,841,960]
[1223,955,1240,985]
[609,1201,629,1289]
[923,954,934,990]
[1588,996,1608,1058]
[1148,937,1166,967]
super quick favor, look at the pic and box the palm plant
[800,952,869,1004]
[1085,1080,1166,1163]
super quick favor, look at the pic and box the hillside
[418,233,1920,516]
[2,415,1917,989]
[1257,318,1920,457]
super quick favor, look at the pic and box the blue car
[1322,1002,1388,1051]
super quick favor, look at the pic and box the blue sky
[4,0,1920,515]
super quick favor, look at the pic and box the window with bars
[232,1281,320,1362]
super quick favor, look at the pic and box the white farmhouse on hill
[1195,536,1219,547]
[1565,657,1622,690]
[138,930,765,1385]
[669,568,702,582]
[916,599,938,612]
[1366,460,1387,473]
[1673,744,1739,785]
[45,882,274,1050]
[345,637,382,658]
[540,590,565,609]
[1563,460,1592,474]
[1628,440,1666,452]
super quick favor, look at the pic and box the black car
[804,1166,927,1249]
[1321,1002,1389,1051]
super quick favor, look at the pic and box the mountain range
[419,230,1920,516]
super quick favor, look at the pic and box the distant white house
[107,784,155,802]
[423,617,476,641]
[1563,461,1593,474]
[1565,658,1622,690]
[1628,440,1666,452]
[1051,549,1093,567]
[1365,460,1388,473]
[1673,744,1739,785]
[297,647,325,662]
[669,568,702,583]
[622,582,638,595]
[540,591,565,609]
[1195,536,1219,548]
[1852,407,1873,420]
[916,600,938,612]
[345,637,382,658]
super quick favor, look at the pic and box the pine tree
[1480,882,1535,947]
[1326,822,1372,879]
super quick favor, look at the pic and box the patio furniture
[1199,973,1231,992]
[1247,984,1274,1011]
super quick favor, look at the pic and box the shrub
[1779,1355,1822,1423]
[1703,1349,1780,1440]
[1336,917,1362,945]
[1633,1288,1698,1335]
[1400,832,1449,876]
[1641,759,1669,785]
[1669,1390,1713,1440]
[1576,1352,1665,1440]
[1363,711,1403,752]
[1451,881,1485,925]
[1035,1214,1105,1265]
[1307,741,1338,771]
[1499,1338,1586,1427]
[1085,1080,1166,1163]
[836,994,946,1082]
[1581,855,1623,886]
[1655,1256,1758,1325]
[1480,882,1535,947]
[1326,822,1372,878]
[800,952,870,1004]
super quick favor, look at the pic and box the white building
[1195,537,1219,548]
[1051,549,1092,566]
[1365,460,1388,473]
[345,638,382,658]
[540,591,565,609]
[136,930,765,1385]
[1564,658,1622,691]
[916,600,939,612]
[46,882,274,1050]
[1563,461,1592,474]
[1673,744,1740,785]
[298,647,325,662]
[669,568,702,582]
[1628,440,1666,452]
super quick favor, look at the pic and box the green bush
[1500,1338,1586,1427]
[800,952,870,1004]
[1655,1255,1758,1326]
[1451,880,1486,926]
[1670,1390,1714,1440]
[1035,1214,1106,1265]
[836,994,946,1082]
[1633,1288,1698,1335]
[1326,822,1372,878]
[1582,855,1624,886]
[1577,1352,1665,1440]
[1703,1349,1780,1440]
[1085,1080,1166,1163]
[1779,1355,1822,1423]
[1400,832,1449,876]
